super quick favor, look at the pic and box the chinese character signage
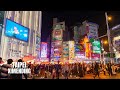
[92,40,101,54]
[40,42,47,58]
[69,41,75,60]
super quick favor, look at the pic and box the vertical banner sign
[92,40,101,54]
[36,34,40,59]
[69,41,75,60]
[40,42,47,58]
[63,41,69,61]
[52,23,64,62]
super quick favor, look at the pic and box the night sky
[41,11,120,51]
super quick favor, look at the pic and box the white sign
[8,62,31,74]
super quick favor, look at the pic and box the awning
[22,55,36,62]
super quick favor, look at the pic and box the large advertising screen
[5,19,29,42]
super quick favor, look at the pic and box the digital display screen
[5,19,29,42]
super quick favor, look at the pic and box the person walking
[83,63,86,76]
[93,62,100,79]
[107,63,112,76]
[78,63,83,79]
[0,59,13,79]
[52,68,56,79]
[64,64,69,79]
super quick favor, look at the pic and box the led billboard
[5,19,29,42]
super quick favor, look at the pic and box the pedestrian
[93,62,100,79]
[0,59,13,79]
[64,64,69,79]
[78,63,84,79]
[52,68,56,79]
[83,63,86,76]
[103,65,106,75]
[28,62,34,78]
[107,63,112,76]
[0,57,4,65]
[111,64,116,75]
[56,64,60,79]
[74,63,77,77]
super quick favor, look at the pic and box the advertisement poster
[75,51,85,59]
[53,29,62,41]
[91,53,100,60]
[85,43,91,58]
[40,42,47,58]
[36,35,40,51]
[52,23,63,41]
[63,41,69,60]
[92,40,101,54]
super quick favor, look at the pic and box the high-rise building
[81,20,99,39]
[0,11,42,61]
[70,20,100,61]
[51,21,65,63]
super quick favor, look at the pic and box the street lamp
[108,16,112,21]
[103,40,108,45]
[105,12,113,62]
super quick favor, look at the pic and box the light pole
[101,40,108,65]
[105,12,113,62]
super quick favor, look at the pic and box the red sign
[91,53,100,59]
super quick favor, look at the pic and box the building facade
[0,11,42,61]
[70,20,100,62]
[51,18,69,63]
[111,24,120,63]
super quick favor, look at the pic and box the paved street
[29,72,120,79]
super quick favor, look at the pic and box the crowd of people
[0,57,120,79]
[28,61,120,79]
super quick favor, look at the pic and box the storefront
[111,24,120,63]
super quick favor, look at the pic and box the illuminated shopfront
[111,25,120,63]
[113,36,120,58]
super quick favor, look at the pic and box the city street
[29,72,120,79]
